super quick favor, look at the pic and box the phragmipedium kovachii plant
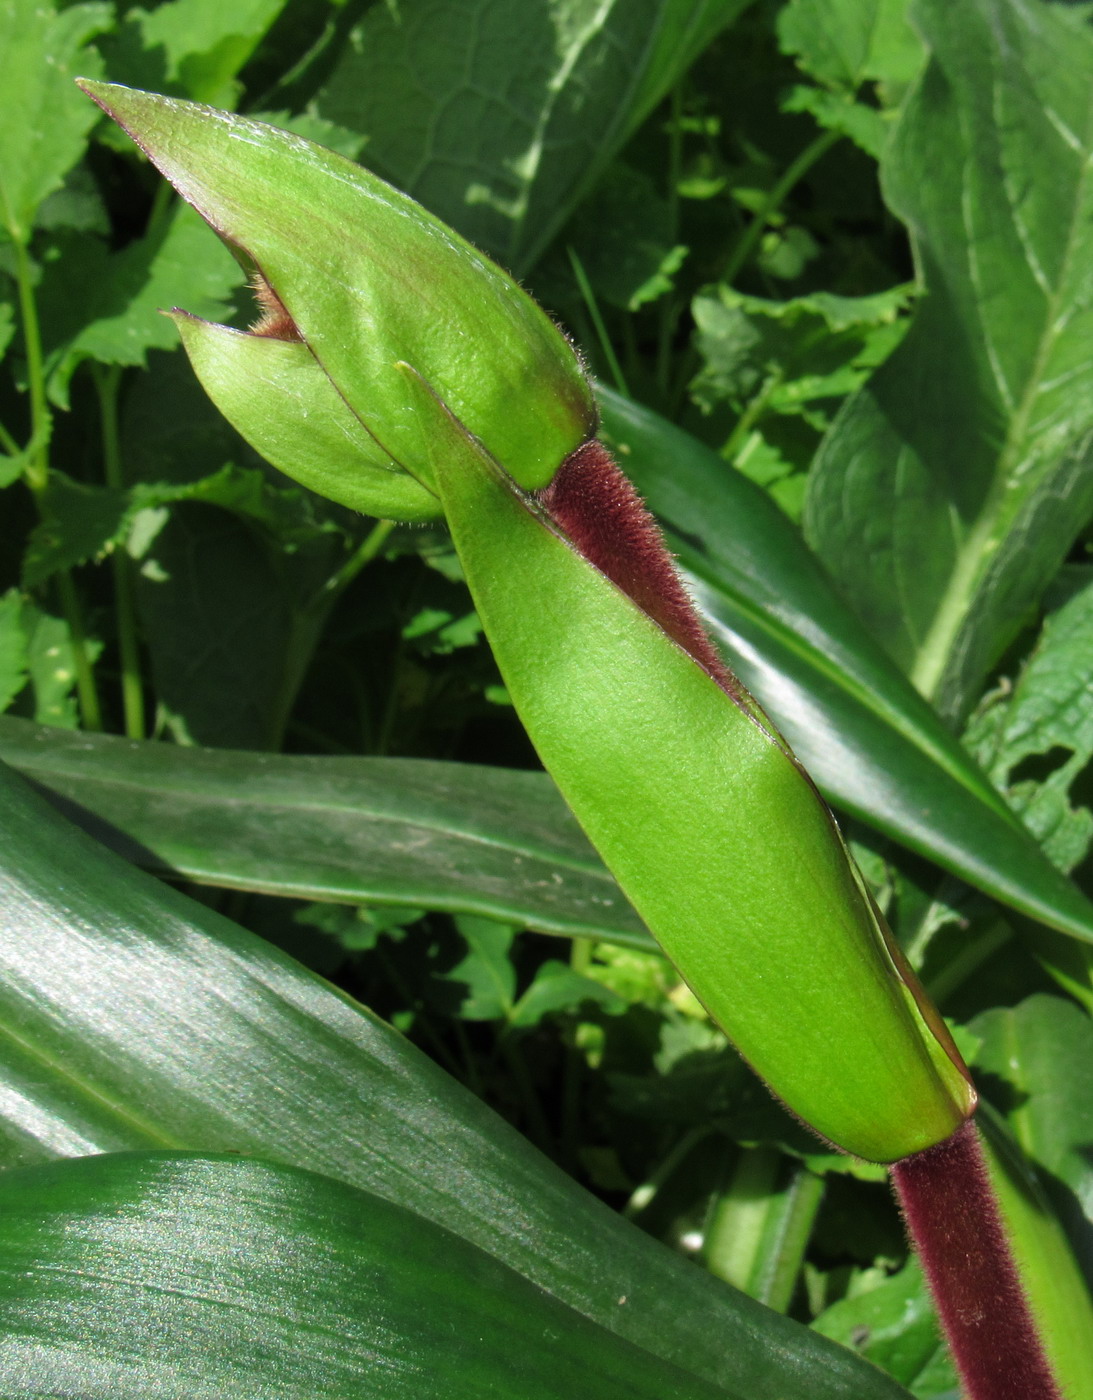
[63,79,1085,1400]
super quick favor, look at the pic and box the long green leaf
[599,389,1093,949]
[0,1152,740,1400]
[0,760,911,1400]
[314,0,749,274]
[0,715,651,947]
[804,0,1093,722]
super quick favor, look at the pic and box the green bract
[84,81,976,1162]
[77,80,597,513]
[399,368,974,1163]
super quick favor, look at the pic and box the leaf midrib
[908,44,1093,703]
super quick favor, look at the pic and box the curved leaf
[0,715,651,948]
[804,0,1093,722]
[0,1152,740,1400]
[405,366,972,1164]
[0,759,911,1400]
[314,0,750,274]
[597,388,1093,949]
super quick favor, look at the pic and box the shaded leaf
[0,1152,739,1400]
[778,0,924,93]
[0,589,27,712]
[970,994,1093,1245]
[805,0,1093,722]
[965,576,1093,874]
[0,715,651,946]
[813,1259,958,1398]
[442,914,517,1020]
[40,200,241,391]
[511,959,628,1028]
[0,759,913,1400]
[597,388,1093,950]
[0,0,109,242]
[314,0,750,273]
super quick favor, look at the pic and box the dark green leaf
[511,959,628,1027]
[0,760,913,1400]
[0,715,651,945]
[964,576,1093,874]
[597,388,1093,949]
[314,0,750,273]
[0,0,109,242]
[40,200,241,389]
[0,1151,738,1400]
[778,0,924,93]
[813,1259,958,1398]
[970,995,1093,1247]
[0,589,27,712]
[805,0,1093,722]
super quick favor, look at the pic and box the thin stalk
[655,84,685,395]
[0,417,20,457]
[269,519,397,750]
[568,247,630,397]
[718,128,840,288]
[624,1125,716,1220]
[702,1145,824,1310]
[891,1119,1063,1400]
[720,368,785,462]
[13,237,102,730]
[94,364,145,740]
[924,920,1011,1005]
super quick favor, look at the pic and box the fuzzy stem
[891,1119,1062,1400]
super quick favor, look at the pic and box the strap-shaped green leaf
[0,1152,741,1400]
[400,364,973,1163]
[0,760,913,1400]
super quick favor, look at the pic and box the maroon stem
[891,1120,1061,1400]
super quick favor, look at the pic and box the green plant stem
[655,84,685,395]
[12,237,49,495]
[623,1125,715,1220]
[568,247,630,397]
[0,417,20,457]
[720,368,785,461]
[924,920,1011,1005]
[94,364,145,740]
[269,519,397,750]
[14,235,103,731]
[702,1145,824,1311]
[718,128,840,287]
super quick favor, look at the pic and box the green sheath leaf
[401,365,973,1163]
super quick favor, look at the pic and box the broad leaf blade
[0,0,108,242]
[805,0,1093,722]
[0,715,651,946]
[0,759,909,1400]
[598,389,1093,948]
[0,1152,738,1400]
[314,0,750,273]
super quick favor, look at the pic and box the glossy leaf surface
[0,715,650,946]
[407,366,973,1163]
[0,1151,739,1400]
[598,389,1093,949]
[805,0,1093,722]
[0,760,910,1400]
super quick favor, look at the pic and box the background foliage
[2,0,1093,1396]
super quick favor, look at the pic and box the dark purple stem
[891,1120,1061,1400]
